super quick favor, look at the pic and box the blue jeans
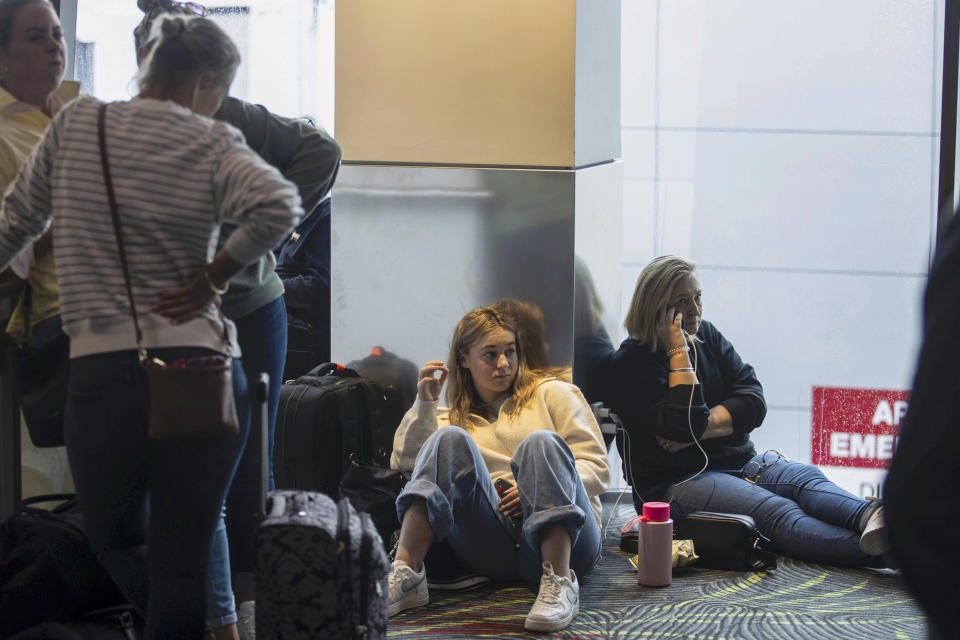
[205,296,287,622]
[65,348,247,640]
[396,427,602,583]
[667,451,875,566]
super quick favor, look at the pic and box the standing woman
[0,14,301,639]
[0,0,76,498]
[603,255,889,567]
[388,305,609,633]
[132,3,341,635]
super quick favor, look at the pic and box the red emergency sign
[811,386,910,469]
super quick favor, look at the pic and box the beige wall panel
[336,0,576,167]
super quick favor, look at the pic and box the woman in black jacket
[604,255,888,566]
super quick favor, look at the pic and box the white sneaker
[524,562,579,632]
[387,559,429,617]
[859,505,890,556]
[237,600,256,640]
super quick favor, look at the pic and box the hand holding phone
[494,478,522,522]
[657,306,686,351]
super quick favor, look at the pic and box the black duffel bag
[0,495,127,637]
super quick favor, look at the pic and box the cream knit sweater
[391,378,610,525]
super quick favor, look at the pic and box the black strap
[751,543,778,570]
[97,103,144,357]
[336,380,380,464]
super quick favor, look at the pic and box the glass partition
[618,0,944,496]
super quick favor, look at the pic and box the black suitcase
[253,374,390,640]
[273,363,398,494]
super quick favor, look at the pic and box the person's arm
[390,360,449,473]
[655,323,764,453]
[544,381,610,499]
[215,97,341,215]
[154,130,303,322]
[0,112,61,270]
[606,341,710,449]
[710,322,766,435]
[213,135,303,263]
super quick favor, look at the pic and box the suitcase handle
[257,372,270,517]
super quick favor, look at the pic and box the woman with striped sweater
[0,14,301,639]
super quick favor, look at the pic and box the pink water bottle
[636,501,672,587]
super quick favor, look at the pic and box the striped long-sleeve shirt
[0,96,302,358]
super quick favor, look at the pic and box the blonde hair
[445,305,552,428]
[137,15,239,95]
[624,255,698,352]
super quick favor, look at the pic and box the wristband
[666,345,689,357]
[670,367,695,373]
[203,269,229,295]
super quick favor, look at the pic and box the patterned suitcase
[255,492,390,639]
[254,369,390,639]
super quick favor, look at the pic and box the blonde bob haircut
[624,255,699,352]
[445,305,550,428]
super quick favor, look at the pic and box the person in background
[884,212,960,639]
[388,305,608,633]
[133,2,341,637]
[603,255,891,567]
[572,255,615,412]
[0,0,76,499]
[490,297,566,376]
[0,13,300,638]
[275,196,331,381]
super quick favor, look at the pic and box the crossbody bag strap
[97,103,145,362]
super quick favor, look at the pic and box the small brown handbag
[98,102,239,441]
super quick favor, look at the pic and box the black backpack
[0,495,127,638]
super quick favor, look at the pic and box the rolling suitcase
[273,364,397,493]
[253,373,390,640]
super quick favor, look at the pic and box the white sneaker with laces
[387,559,429,617]
[524,561,579,632]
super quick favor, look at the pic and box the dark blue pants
[667,451,875,566]
[65,348,247,640]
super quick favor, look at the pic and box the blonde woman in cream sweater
[388,304,609,633]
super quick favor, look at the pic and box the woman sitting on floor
[603,255,890,567]
[388,304,609,632]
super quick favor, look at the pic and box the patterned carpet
[388,502,926,639]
